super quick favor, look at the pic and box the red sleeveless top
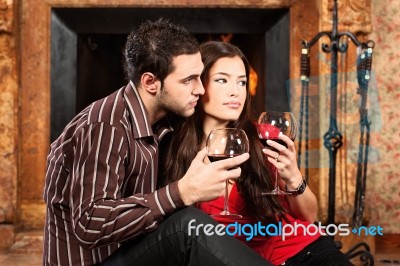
[196,183,321,265]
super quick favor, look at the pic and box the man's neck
[135,83,166,126]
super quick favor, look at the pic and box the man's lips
[189,99,198,107]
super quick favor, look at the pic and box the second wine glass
[206,128,249,218]
[257,111,298,195]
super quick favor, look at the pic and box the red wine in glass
[206,128,249,218]
[259,138,289,152]
[257,111,297,195]
[208,154,240,162]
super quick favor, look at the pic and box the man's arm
[70,123,184,249]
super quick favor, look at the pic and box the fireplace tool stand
[297,0,374,265]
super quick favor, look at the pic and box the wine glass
[206,128,249,218]
[256,111,297,195]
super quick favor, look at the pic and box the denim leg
[101,207,271,266]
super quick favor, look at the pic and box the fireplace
[16,0,315,233]
[50,7,290,140]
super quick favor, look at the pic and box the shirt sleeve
[70,122,185,249]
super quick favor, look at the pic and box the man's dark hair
[124,18,200,87]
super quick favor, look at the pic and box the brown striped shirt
[43,82,184,265]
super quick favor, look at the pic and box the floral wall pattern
[291,0,399,234]
[367,0,400,233]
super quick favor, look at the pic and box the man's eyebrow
[181,74,200,80]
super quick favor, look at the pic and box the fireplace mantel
[45,0,298,8]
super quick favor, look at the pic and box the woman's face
[201,56,247,126]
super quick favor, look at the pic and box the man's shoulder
[87,86,128,126]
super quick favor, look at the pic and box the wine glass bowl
[256,111,298,195]
[206,128,249,218]
[257,112,297,150]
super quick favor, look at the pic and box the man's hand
[177,147,249,206]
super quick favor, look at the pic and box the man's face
[157,52,204,117]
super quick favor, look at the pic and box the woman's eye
[239,80,247,86]
[215,78,227,84]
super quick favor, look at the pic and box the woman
[162,41,352,266]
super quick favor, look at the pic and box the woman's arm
[280,177,318,223]
[263,134,318,223]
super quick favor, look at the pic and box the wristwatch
[285,178,307,196]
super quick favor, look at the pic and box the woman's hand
[262,134,318,223]
[262,134,303,189]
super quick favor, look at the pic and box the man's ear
[141,72,160,94]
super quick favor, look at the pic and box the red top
[196,183,321,265]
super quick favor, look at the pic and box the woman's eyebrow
[210,72,247,79]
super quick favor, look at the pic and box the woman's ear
[141,72,160,94]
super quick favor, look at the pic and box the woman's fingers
[279,134,296,152]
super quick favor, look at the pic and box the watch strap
[285,178,307,196]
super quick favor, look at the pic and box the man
[43,18,270,266]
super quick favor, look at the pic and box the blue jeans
[101,207,271,266]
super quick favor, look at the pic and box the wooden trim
[18,0,51,229]
[375,234,400,253]
[43,0,296,8]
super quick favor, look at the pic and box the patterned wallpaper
[367,0,400,233]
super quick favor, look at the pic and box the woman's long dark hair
[161,41,285,223]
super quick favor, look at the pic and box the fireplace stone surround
[2,0,333,249]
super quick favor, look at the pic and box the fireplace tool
[297,0,374,264]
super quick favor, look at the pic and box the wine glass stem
[223,180,229,214]
[274,166,280,191]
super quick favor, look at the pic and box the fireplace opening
[51,8,289,141]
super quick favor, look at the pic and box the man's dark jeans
[101,207,271,266]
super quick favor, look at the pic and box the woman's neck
[202,118,229,144]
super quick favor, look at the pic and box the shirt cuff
[144,181,185,222]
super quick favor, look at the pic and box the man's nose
[193,80,205,95]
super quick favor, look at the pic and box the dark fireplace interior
[51,8,290,141]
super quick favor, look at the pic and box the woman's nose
[228,84,239,97]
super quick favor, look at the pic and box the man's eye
[183,78,193,84]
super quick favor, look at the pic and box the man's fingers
[195,147,208,161]
[215,153,249,169]
[226,167,242,180]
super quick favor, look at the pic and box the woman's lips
[224,101,241,108]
